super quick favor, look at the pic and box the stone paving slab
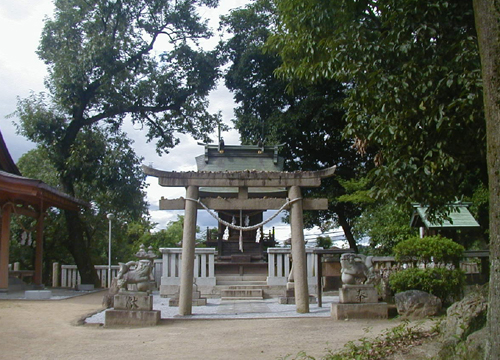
[85,295,339,324]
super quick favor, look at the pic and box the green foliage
[12,0,221,283]
[269,0,486,214]
[220,0,372,251]
[15,129,149,269]
[389,267,465,303]
[393,236,465,267]
[316,236,332,249]
[389,236,465,302]
[352,200,417,255]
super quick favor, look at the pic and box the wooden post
[0,205,12,291]
[33,212,44,287]
[289,185,309,313]
[179,186,199,316]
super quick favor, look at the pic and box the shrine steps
[217,275,268,300]
[220,286,265,300]
[216,274,267,285]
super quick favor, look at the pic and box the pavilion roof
[0,170,88,213]
[410,203,480,229]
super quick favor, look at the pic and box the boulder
[440,287,488,343]
[394,290,442,319]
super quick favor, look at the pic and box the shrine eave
[142,165,336,188]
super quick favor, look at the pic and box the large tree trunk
[64,210,99,287]
[473,1,500,358]
[337,211,359,253]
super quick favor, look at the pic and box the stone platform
[331,302,388,320]
[331,284,388,320]
[105,291,160,327]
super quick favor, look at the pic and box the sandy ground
[0,291,427,360]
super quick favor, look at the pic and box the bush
[393,235,465,267]
[389,235,465,303]
[389,267,465,302]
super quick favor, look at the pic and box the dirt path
[0,291,418,360]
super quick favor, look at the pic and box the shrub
[393,235,465,268]
[389,267,465,302]
[389,235,465,303]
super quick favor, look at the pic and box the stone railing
[267,247,319,293]
[55,260,162,288]
[159,248,216,297]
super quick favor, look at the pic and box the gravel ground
[0,291,412,360]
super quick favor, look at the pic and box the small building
[410,202,481,238]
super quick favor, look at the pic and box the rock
[440,287,488,343]
[394,290,442,319]
[437,285,488,359]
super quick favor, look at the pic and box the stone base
[114,292,153,311]
[331,302,388,320]
[105,309,160,327]
[339,285,378,303]
[278,295,317,305]
[76,284,94,291]
[25,290,52,300]
[168,284,207,307]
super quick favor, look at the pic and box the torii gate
[143,165,336,315]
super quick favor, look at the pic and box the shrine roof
[410,203,480,229]
[0,131,21,175]
[195,143,284,172]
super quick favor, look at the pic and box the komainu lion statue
[340,253,375,285]
[116,259,153,292]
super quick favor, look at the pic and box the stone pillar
[33,212,44,287]
[289,185,309,313]
[0,205,12,291]
[52,262,60,287]
[179,186,199,316]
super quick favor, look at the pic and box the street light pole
[107,213,115,288]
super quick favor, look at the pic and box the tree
[472,0,500,357]
[14,128,148,282]
[268,0,486,215]
[14,0,221,285]
[352,200,417,255]
[220,0,371,251]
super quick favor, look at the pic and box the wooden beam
[143,165,336,188]
[0,206,12,290]
[159,197,328,211]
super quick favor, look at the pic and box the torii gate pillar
[289,185,309,313]
[179,185,199,315]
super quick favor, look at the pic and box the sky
[0,0,347,245]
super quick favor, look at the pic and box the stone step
[217,281,268,286]
[221,296,264,301]
[216,275,267,282]
[220,288,263,299]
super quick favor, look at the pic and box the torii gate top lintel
[142,165,336,188]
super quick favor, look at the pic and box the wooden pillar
[0,205,12,291]
[179,185,199,316]
[33,212,44,287]
[289,185,309,313]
